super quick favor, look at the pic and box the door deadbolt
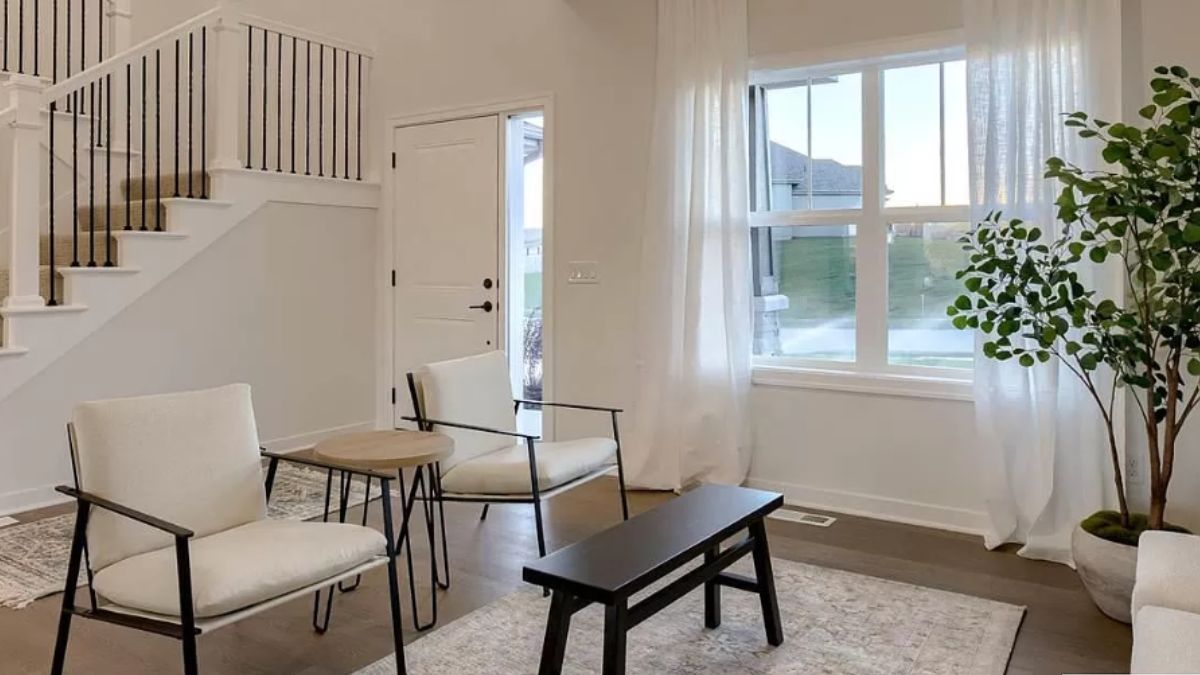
[482,278,494,289]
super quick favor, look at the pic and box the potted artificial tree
[951,66,1198,623]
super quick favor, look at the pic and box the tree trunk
[1149,492,1166,530]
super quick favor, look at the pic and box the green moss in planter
[1081,510,1191,547]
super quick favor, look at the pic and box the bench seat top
[523,484,782,604]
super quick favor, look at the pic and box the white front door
[392,116,501,421]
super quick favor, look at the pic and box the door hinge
[390,269,396,287]
[391,152,396,169]
[391,387,396,405]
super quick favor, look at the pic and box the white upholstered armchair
[51,384,408,675]
[404,351,629,562]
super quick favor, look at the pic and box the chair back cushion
[417,351,517,471]
[71,384,267,570]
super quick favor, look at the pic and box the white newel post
[211,2,246,170]
[4,76,47,308]
[107,0,134,55]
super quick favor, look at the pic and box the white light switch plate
[567,261,600,284]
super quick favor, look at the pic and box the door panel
[393,116,500,421]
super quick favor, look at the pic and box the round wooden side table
[313,430,454,631]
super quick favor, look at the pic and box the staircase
[0,2,377,400]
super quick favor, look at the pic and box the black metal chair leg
[380,480,408,675]
[311,586,334,634]
[51,500,91,675]
[479,504,490,521]
[398,467,437,631]
[339,475,371,593]
[611,411,630,521]
[704,546,721,629]
[430,463,450,590]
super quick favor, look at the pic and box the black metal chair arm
[259,449,395,482]
[399,416,540,441]
[54,485,195,538]
[514,399,624,414]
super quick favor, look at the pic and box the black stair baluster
[105,72,112,267]
[305,39,311,175]
[290,35,296,173]
[344,49,349,179]
[155,48,162,231]
[4,0,10,73]
[17,0,23,73]
[260,27,266,171]
[52,0,56,83]
[79,0,84,71]
[126,62,131,229]
[88,81,95,267]
[188,30,194,197]
[331,47,337,178]
[245,25,252,169]
[357,53,362,181]
[173,38,179,196]
[275,30,281,172]
[65,0,71,109]
[49,99,58,304]
[72,89,79,265]
[201,26,207,198]
[318,43,323,177]
[33,0,38,77]
[140,54,147,230]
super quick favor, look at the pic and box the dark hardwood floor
[0,477,1131,674]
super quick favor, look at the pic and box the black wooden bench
[522,484,785,675]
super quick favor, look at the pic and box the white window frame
[749,34,972,398]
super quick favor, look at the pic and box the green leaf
[1189,359,1200,377]
[1019,354,1035,367]
[1139,104,1158,119]
[1089,247,1108,263]
[954,295,972,311]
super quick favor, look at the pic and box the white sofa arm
[1133,531,1200,621]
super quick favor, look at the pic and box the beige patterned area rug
[358,557,1024,675]
[0,463,375,609]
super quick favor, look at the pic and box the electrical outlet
[567,261,600,284]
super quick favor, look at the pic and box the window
[750,50,971,377]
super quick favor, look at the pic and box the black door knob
[469,300,494,313]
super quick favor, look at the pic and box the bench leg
[537,591,574,675]
[749,519,783,646]
[602,601,628,675]
[704,546,721,629]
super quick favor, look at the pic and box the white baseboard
[0,420,379,518]
[744,477,988,537]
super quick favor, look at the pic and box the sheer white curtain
[625,0,752,490]
[965,0,1123,564]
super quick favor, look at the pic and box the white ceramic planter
[1072,524,1137,623]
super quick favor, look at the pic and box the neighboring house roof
[769,142,862,195]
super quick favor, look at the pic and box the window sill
[751,365,973,402]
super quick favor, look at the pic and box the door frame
[378,94,557,441]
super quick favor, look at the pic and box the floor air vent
[768,509,837,527]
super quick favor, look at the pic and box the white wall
[1121,0,1200,530]
[0,202,377,513]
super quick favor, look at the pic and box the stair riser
[122,173,209,202]
[74,203,169,232]
[40,235,119,268]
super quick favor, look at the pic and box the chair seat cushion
[93,519,387,618]
[441,437,617,495]
[1131,606,1200,673]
